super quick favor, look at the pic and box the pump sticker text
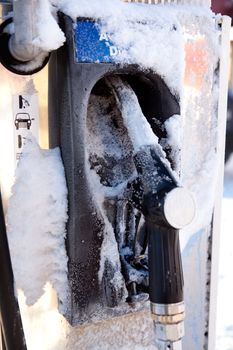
[75,19,120,63]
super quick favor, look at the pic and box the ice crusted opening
[7,137,69,315]
[86,73,180,310]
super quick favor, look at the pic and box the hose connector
[151,302,185,350]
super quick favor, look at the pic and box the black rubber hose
[0,192,27,350]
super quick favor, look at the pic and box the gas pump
[47,14,197,348]
[0,1,231,350]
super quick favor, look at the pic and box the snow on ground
[216,154,233,350]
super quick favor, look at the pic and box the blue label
[75,19,118,63]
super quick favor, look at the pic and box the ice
[7,136,69,314]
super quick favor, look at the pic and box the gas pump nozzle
[134,146,194,350]
[106,77,196,349]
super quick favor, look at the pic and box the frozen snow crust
[7,137,69,314]
[60,1,184,94]
[25,0,213,94]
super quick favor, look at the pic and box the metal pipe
[9,0,45,62]
[0,191,27,350]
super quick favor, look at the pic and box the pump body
[0,2,230,349]
[49,14,186,325]
[47,11,229,349]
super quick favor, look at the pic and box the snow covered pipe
[0,0,50,74]
[9,0,43,62]
[0,191,27,350]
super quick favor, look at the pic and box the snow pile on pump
[7,137,69,314]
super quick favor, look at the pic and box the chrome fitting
[151,302,185,347]
[151,302,185,316]
[152,313,185,324]
[154,321,185,342]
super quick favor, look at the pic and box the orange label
[184,37,209,90]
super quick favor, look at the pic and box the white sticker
[12,93,39,163]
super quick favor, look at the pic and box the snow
[161,114,182,169]
[32,0,65,52]
[4,1,215,89]
[62,0,185,94]
[7,136,69,314]
[87,167,126,291]
[216,155,233,350]
[9,0,212,93]
[86,85,132,291]
[106,76,159,151]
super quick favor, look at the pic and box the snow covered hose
[106,76,196,350]
[0,18,50,75]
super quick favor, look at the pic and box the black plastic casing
[48,14,180,325]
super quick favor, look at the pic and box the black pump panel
[48,14,180,325]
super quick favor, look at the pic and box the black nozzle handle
[132,146,185,305]
[147,221,183,304]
